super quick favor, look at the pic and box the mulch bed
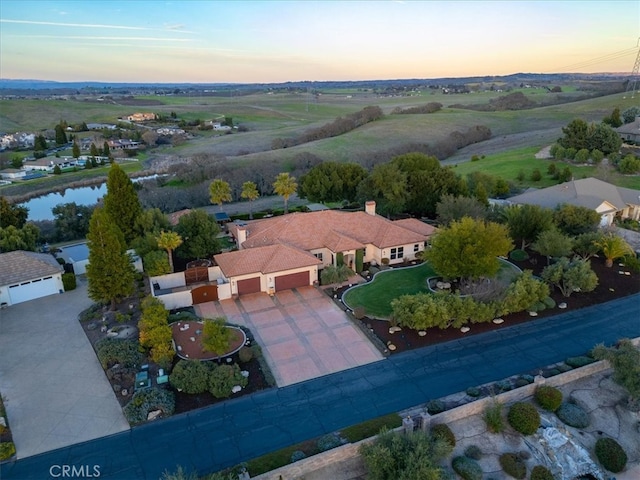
[349,254,640,355]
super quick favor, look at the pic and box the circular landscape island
[171,321,246,361]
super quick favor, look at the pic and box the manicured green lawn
[343,260,522,319]
[343,263,436,318]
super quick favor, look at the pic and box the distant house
[22,157,77,172]
[0,168,26,180]
[0,132,35,150]
[86,123,116,130]
[616,118,640,144]
[107,139,139,150]
[126,113,156,122]
[0,251,65,306]
[507,177,640,227]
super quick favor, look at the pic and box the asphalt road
[2,294,639,480]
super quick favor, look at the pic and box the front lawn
[343,263,435,318]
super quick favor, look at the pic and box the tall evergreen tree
[72,141,81,159]
[54,124,68,145]
[103,162,142,245]
[86,207,135,310]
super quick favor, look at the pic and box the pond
[20,174,161,221]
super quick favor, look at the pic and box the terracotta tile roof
[0,250,63,286]
[167,209,193,226]
[229,210,431,252]
[393,218,438,236]
[214,244,321,278]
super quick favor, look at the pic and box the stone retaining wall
[251,359,617,480]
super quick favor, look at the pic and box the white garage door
[8,276,60,305]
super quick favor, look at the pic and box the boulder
[147,410,161,421]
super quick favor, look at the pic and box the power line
[549,47,637,73]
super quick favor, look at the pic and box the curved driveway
[2,294,639,480]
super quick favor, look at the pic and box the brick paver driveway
[195,286,383,386]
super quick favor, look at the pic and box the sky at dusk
[1,0,638,83]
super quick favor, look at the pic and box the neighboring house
[86,123,116,130]
[0,250,65,306]
[167,208,193,226]
[616,117,640,144]
[0,132,35,150]
[107,139,139,150]
[21,157,77,172]
[156,127,186,136]
[0,168,26,180]
[54,242,143,276]
[507,177,640,227]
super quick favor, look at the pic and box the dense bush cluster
[316,433,346,452]
[391,102,443,114]
[169,360,211,394]
[530,465,555,480]
[95,338,143,369]
[464,445,482,460]
[564,356,595,368]
[595,437,628,473]
[208,364,249,398]
[499,452,527,479]
[272,106,383,149]
[555,402,590,428]
[62,272,76,291]
[430,423,456,448]
[534,385,563,412]
[507,402,540,435]
[0,442,16,461]
[123,387,175,425]
[426,399,445,414]
[452,455,483,480]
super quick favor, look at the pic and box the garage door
[8,276,59,305]
[275,271,309,291]
[237,277,261,295]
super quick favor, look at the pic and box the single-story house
[54,242,143,275]
[214,201,436,296]
[21,157,77,172]
[0,250,65,306]
[0,168,26,180]
[507,177,640,227]
[616,117,640,144]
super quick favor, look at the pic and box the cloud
[6,34,193,42]
[1,19,153,31]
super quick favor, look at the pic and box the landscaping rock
[388,343,396,351]
[418,330,427,336]
[493,318,504,324]
[529,311,539,316]
[232,385,242,394]
[460,326,470,333]
[147,410,161,421]
[559,302,567,309]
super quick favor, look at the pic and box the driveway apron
[0,277,130,459]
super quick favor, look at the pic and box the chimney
[365,201,376,216]
[236,226,247,249]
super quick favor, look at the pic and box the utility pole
[624,37,640,98]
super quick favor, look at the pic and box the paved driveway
[0,277,129,459]
[195,286,383,386]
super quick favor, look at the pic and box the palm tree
[209,179,232,211]
[595,233,634,267]
[156,230,183,273]
[240,181,260,219]
[272,172,297,214]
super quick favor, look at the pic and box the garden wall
[250,358,617,480]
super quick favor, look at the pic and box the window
[314,252,323,262]
[414,244,419,253]
[390,247,404,260]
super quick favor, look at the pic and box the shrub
[595,437,627,473]
[290,450,306,463]
[509,249,529,261]
[507,402,540,435]
[427,399,445,414]
[542,296,556,309]
[535,385,563,411]
[340,413,402,443]
[169,360,211,394]
[484,399,505,433]
[464,445,482,460]
[531,465,555,480]
[556,402,590,428]
[530,169,542,182]
[123,387,175,425]
[622,254,640,273]
[466,386,481,397]
[530,301,546,312]
[495,380,512,392]
[316,432,345,452]
[499,452,527,479]
[251,345,276,387]
[95,338,143,369]
[62,272,76,291]
[514,377,531,388]
[565,356,595,368]
[0,442,16,461]
[238,346,253,363]
[431,423,456,448]
[208,363,248,398]
[160,465,198,480]
[452,456,483,480]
